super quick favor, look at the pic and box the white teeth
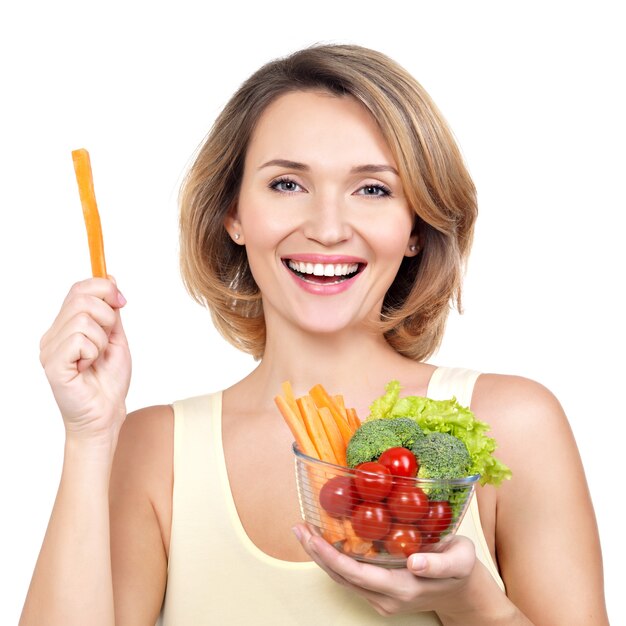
[287,260,359,277]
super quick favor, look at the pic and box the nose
[302,192,352,246]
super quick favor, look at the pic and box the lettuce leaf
[367,380,512,487]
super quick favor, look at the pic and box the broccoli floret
[411,432,472,502]
[412,432,471,480]
[385,417,424,449]
[346,418,424,468]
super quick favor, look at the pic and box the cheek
[367,215,414,259]
[238,196,295,245]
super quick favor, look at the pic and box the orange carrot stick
[332,394,348,420]
[274,395,318,459]
[317,406,347,466]
[297,396,337,464]
[71,148,107,278]
[309,384,354,446]
[346,407,361,433]
[342,518,373,556]
[281,381,301,420]
[320,510,346,545]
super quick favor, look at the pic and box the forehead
[244,90,396,169]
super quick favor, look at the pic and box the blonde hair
[179,44,477,360]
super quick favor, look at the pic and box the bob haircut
[179,44,477,361]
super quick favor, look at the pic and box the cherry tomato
[420,531,441,549]
[354,462,393,502]
[386,485,428,523]
[319,475,357,518]
[351,502,391,540]
[419,500,453,534]
[384,524,423,557]
[377,447,418,478]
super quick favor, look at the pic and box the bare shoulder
[471,374,608,624]
[114,403,174,465]
[111,405,174,494]
[472,372,566,424]
[471,373,576,467]
[470,372,585,492]
[110,404,174,548]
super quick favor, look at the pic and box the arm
[472,374,609,625]
[109,405,173,624]
[20,279,129,626]
[19,437,119,626]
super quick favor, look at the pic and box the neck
[232,322,432,419]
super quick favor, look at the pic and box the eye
[355,183,392,198]
[269,177,305,193]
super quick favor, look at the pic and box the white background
[1,1,623,623]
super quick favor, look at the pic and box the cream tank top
[158,367,504,625]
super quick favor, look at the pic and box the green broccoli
[385,418,425,449]
[346,418,424,468]
[411,431,471,480]
[411,432,472,502]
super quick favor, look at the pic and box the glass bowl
[293,443,480,568]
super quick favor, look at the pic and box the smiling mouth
[284,259,364,284]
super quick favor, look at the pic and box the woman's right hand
[39,278,131,443]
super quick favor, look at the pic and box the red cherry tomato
[351,502,391,540]
[354,462,393,502]
[377,447,418,478]
[419,501,453,534]
[319,475,357,518]
[386,485,428,523]
[420,531,441,549]
[384,524,423,557]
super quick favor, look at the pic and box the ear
[224,205,245,245]
[405,232,421,257]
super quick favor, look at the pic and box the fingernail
[409,555,427,572]
[117,290,127,306]
[292,526,302,542]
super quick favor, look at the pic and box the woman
[20,44,608,625]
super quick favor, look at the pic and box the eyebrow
[259,159,399,176]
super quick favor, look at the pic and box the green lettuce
[368,380,512,487]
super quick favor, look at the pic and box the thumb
[407,536,475,579]
[108,306,129,348]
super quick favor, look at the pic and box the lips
[283,257,365,285]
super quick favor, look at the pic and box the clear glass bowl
[293,443,480,568]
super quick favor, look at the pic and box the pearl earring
[234,233,240,241]
[409,244,417,252]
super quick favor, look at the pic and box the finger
[107,307,128,349]
[41,288,121,356]
[407,536,475,579]
[43,331,102,382]
[294,525,432,615]
[41,310,111,368]
[63,277,126,310]
[303,534,421,615]
[306,534,402,593]
[44,278,124,341]
[293,525,369,589]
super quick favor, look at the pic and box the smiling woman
[180,48,476,362]
[226,91,417,333]
[19,44,608,626]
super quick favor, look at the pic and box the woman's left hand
[293,523,480,618]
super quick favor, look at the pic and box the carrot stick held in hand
[71,148,107,278]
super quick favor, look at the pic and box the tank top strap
[427,367,481,407]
